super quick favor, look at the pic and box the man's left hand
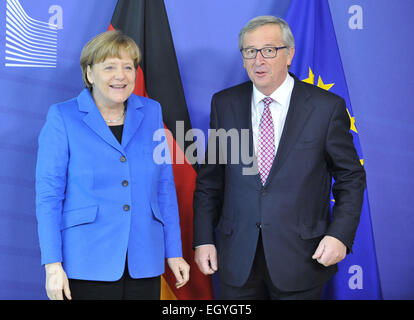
[312,235,347,267]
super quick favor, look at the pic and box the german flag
[109,0,213,300]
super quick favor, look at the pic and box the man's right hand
[194,244,218,275]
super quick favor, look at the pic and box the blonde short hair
[80,30,141,89]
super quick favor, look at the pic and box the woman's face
[87,48,136,109]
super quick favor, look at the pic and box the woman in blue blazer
[36,30,189,300]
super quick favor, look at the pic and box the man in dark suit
[193,16,366,299]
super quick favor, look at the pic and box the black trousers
[220,232,324,300]
[68,260,161,300]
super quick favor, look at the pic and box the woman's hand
[167,257,190,289]
[45,262,72,300]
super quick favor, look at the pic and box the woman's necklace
[104,106,126,123]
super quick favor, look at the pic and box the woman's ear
[86,65,94,85]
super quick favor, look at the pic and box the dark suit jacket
[193,74,366,291]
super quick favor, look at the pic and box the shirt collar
[252,73,294,108]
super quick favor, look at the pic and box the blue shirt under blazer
[36,89,182,281]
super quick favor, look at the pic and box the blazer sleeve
[324,98,366,252]
[154,103,183,258]
[193,93,225,247]
[35,104,69,265]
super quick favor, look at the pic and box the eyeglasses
[241,46,287,59]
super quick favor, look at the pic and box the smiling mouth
[110,84,127,89]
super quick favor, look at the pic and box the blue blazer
[36,89,182,281]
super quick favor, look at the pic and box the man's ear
[287,47,295,67]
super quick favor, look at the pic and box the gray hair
[238,16,295,50]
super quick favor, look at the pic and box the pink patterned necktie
[258,97,275,185]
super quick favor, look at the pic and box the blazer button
[123,204,130,211]
[122,180,129,187]
[256,223,262,228]
[120,156,126,162]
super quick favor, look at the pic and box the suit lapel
[232,82,262,189]
[265,76,314,185]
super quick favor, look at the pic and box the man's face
[242,24,294,96]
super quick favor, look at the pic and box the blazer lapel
[265,76,314,185]
[121,94,144,149]
[78,89,124,154]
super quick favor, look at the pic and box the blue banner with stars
[285,0,382,299]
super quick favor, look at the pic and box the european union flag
[285,0,382,299]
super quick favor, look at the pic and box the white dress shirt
[251,73,295,157]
